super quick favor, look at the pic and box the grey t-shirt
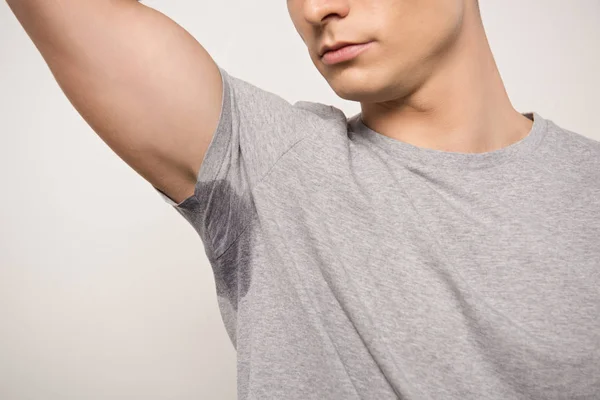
[155,67,600,399]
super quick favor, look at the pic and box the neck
[359,6,533,154]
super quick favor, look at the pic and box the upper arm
[12,0,223,204]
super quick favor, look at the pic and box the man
[6,0,600,399]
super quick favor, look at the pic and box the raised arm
[6,0,223,204]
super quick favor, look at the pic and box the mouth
[319,41,366,58]
[319,41,374,66]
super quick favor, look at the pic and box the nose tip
[302,0,350,25]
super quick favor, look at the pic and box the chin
[327,71,392,103]
[333,85,382,102]
[327,62,419,104]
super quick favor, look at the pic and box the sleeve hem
[154,65,232,208]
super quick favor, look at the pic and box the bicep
[26,1,223,204]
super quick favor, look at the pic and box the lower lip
[321,42,373,65]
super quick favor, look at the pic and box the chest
[253,159,600,394]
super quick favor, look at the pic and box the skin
[6,0,536,205]
[287,0,534,154]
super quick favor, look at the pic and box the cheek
[287,2,310,38]
[289,16,308,45]
[381,0,461,36]
[381,2,462,60]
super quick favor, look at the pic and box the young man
[7,0,600,398]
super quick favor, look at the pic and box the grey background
[1,1,599,399]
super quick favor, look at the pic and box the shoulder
[292,100,350,138]
[543,117,600,188]
[545,117,600,159]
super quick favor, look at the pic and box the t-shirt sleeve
[152,66,321,261]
